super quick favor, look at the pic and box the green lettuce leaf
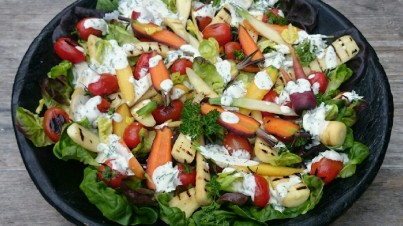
[53,122,98,166]
[96,0,119,10]
[199,38,220,64]
[192,202,237,226]
[339,141,369,178]
[132,130,155,161]
[15,107,53,147]
[192,57,225,94]
[162,0,177,13]
[80,167,158,225]
[156,193,188,226]
[324,64,353,98]
[265,152,303,166]
[47,60,73,79]
[106,24,139,45]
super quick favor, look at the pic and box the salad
[16,0,370,225]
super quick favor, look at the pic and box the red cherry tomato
[131,11,141,20]
[224,42,242,60]
[76,18,104,41]
[151,100,184,124]
[307,72,328,93]
[202,23,232,46]
[54,37,86,64]
[97,160,126,188]
[253,174,270,208]
[97,98,111,113]
[261,90,278,118]
[43,107,69,142]
[123,122,144,149]
[223,133,253,158]
[88,74,119,97]
[177,164,196,187]
[170,58,193,75]
[133,53,153,80]
[310,157,343,184]
[196,16,212,32]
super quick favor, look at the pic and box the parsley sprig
[179,100,222,141]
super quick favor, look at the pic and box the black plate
[11,0,393,225]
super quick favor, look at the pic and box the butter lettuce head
[192,57,225,94]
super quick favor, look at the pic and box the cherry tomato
[224,42,242,60]
[151,100,184,124]
[76,18,103,41]
[307,72,328,93]
[310,157,343,184]
[88,74,119,96]
[123,122,144,149]
[177,164,196,187]
[261,90,278,118]
[202,23,232,46]
[97,98,111,113]
[223,133,253,158]
[54,37,86,64]
[131,11,141,20]
[133,53,152,80]
[196,16,212,32]
[253,174,270,208]
[43,107,69,142]
[170,58,193,75]
[97,160,126,188]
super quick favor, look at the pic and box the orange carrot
[146,126,173,190]
[238,25,264,62]
[200,103,260,137]
[149,51,171,92]
[263,116,300,138]
[131,21,187,49]
[117,139,146,180]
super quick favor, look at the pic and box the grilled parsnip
[172,133,197,164]
[268,175,310,208]
[67,123,100,153]
[305,35,360,73]
[254,137,278,163]
[195,151,212,205]
[210,4,231,25]
[130,99,156,127]
[169,187,200,218]
[126,42,170,58]
[176,0,191,26]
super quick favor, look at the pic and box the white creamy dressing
[263,51,286,69]
[311,82,320,95]
[297,31,328,58]
[285,78,312,94]
[221,96,234,106]
[254,70,274,90]
[149,54,162,68]
[215,60,232,85]
[219,168,257,199]
[305,150,346,173]
[72,62,101,88]
[83,18,109,35]
[160,79,173,92]
[275,88,291,106]
[165,45,199,67]
[152,162,181,193]
[193,3,215,18]
[223,80,247,98]
[302,103,329,140]
[218,0,253,27]
[220,111,240,124]
[118,0,178,26]
[198,145,259,168]
[251,0,279,10]
[231,149,251,160]
[325,45,338,70]
[96,134,135,175]
[341,90,363,103]
[73,95,104,127]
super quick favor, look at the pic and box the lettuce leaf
[339,141,369,178]
[40,76,73,111]
[162,0,177,13]
[15,107,53,147]
[80,167,159,225]
[199,38,220,64]
[53,122,98,166]
[47,60,73,79]
[323,64,353,99]
[264,152,303,166]
[156,193,188,226]
[106,23,139,45]
[192,57,225,94]
[96,0,119,10]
